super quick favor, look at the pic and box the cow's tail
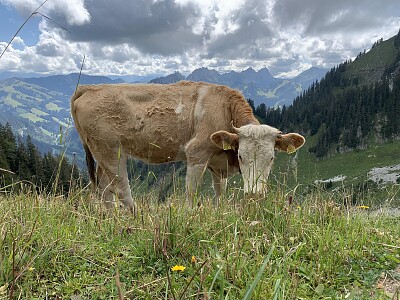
[83,143,97,188]
[71,86,97,188]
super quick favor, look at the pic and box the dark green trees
[0,123,80,194]
[264,61,400,158]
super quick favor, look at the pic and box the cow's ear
[275,133,305,154]
[210,131,239,150]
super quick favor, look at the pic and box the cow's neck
[229,96,259,128]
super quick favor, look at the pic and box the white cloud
[0,0,399,77]
[1,0,90,25]
[12,36,25,45]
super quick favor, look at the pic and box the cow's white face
[236,125,277,194]
[211,124,305,195]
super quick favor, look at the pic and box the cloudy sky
[0,0,399,78]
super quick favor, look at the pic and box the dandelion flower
[191,256,196,263]
[171,265,186,272]
[357,205,369,209]
[28,267,35,272]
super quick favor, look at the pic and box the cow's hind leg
[100,156,135,212]
[96,164,115,208]
[114,174,135,211]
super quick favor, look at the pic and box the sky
[0,0,399,78]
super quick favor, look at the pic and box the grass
[0,180,399,299]
[30,108,49,117]
[20,112,46,123]
[344,36,398,84]
[3,94,23,108]
[51,116,69,128]
[45,102,62,112]
[275,137,400,188]
[39,126,53,137]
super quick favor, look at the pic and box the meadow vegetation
[0,177,399,299]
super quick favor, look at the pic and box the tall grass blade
[242,244,275,300]
[272,278,281,300]
[208,266,223,296]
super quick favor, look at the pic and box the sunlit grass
[0,180,398,299]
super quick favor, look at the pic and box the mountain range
[150,66,327,106]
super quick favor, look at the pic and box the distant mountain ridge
[23,73,124,95]
[150,67,327,106]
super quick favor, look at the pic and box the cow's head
[210,124,305,195]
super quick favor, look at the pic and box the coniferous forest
[263,68,400,158]
[0,123,80,194]
[261,31,400,158]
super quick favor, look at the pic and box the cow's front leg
[185,164,206,206]
[211,172,227,205]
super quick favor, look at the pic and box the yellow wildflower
[191,256,196,263]
[357,205,369,209]
[171,265,186,272]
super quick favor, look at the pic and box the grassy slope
[0,79,71,146]
[0,186,399,299]
[275,138,400,185]
[344,36,398,84]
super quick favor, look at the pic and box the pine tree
[0,144,9,170]
[247,99,255,112]
[255,103,267,118]
[26,135,43,185]
[394,28,400,49]
[0,123,17,172]
[16,139,31,181]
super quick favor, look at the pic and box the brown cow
[71,81,305,209]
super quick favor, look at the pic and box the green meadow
[0,177,398,299]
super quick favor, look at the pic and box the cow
[70,81,305,210]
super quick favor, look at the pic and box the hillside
[0,78,71,148]
[22,73,124,95]
[266,31,400,158]
[345,36,399,85]
[0,74,122,156]
[150,67,327,107]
